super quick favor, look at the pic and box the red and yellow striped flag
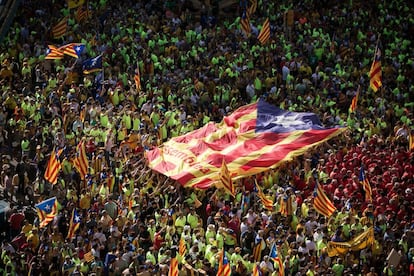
[279,195,293,217]
[35,197,59,228]
[168,257,179,276]
[359,166,372,202]
[44,148,63,185]
[72,140,89,180]
[252,263,260,276]
[45,45,64,60]
[369,45,382,92]
[241,11,251,36]
[257,18,270,45]
[67,208,81,240]
[247,0,257,17]
[349,91,359,113]
[255,180,273,211]
[59,43,84,58]
[219,159,235,197]
[217,249,231,276]
[253,239,263,262]
[179,238,187,257]
[52,17,68,39]
[270,244,284,276]
[75,6,89,22]
[313,182,336,217]
[147,100,345,189]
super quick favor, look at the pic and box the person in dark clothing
[138,224,151,252]
[15,155,28,195]
[241,226,256,255]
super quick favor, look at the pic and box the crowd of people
[0,0,413,275]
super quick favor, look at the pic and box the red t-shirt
[153,232,164,251]
[9,213,25,231]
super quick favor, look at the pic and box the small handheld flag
[369,39,382,92]
[83,55,103,74]
[257,18,270,45]
[35,197,59,228]
[313,181,336,217]
[67,208,81,239]
[359,166,372,202]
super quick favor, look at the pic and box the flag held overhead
[147,100,345,189]
[369,39,382,92]
[313,181,336,217]
[52,17,68,39]
[257,18,270,45]
[45,45,64,60]
[35,197,59,228]
[83,55,103,74]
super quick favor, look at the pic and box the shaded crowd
[0,0,414,275]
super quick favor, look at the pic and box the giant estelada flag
[146,100,345,189]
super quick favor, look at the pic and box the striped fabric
[35,197,59,228]
[349,91,359,113]
[219,159,235,196]
[247,0,257,17]
[359,166,372,202]
[45,45,64,60]
[253,240,262,262]
[67,208,80,239]
[313,182,336,217]
[255,180,273,211]
[52,17,68,39]
[279,195,293,217]
[147,100,345,189]
[179,238,187,257]
[270,244,284,276]
[252,263,261,276]
[217,249,231,276]
[75,6,89,22]
[257,18,270,45]
[59,43,85,58]
[369,45,382,92]
[241,11,251,36]
[44,148,63,185]
[168,257,179,276]
[73,140,89,180]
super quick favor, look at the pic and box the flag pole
[369,33,381,94]
[371,33,381,63]
[101,53,105,94]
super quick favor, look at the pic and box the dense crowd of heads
[0,0,413,275]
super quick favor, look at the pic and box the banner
[147,100,345,189]
[327,228,374,257]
